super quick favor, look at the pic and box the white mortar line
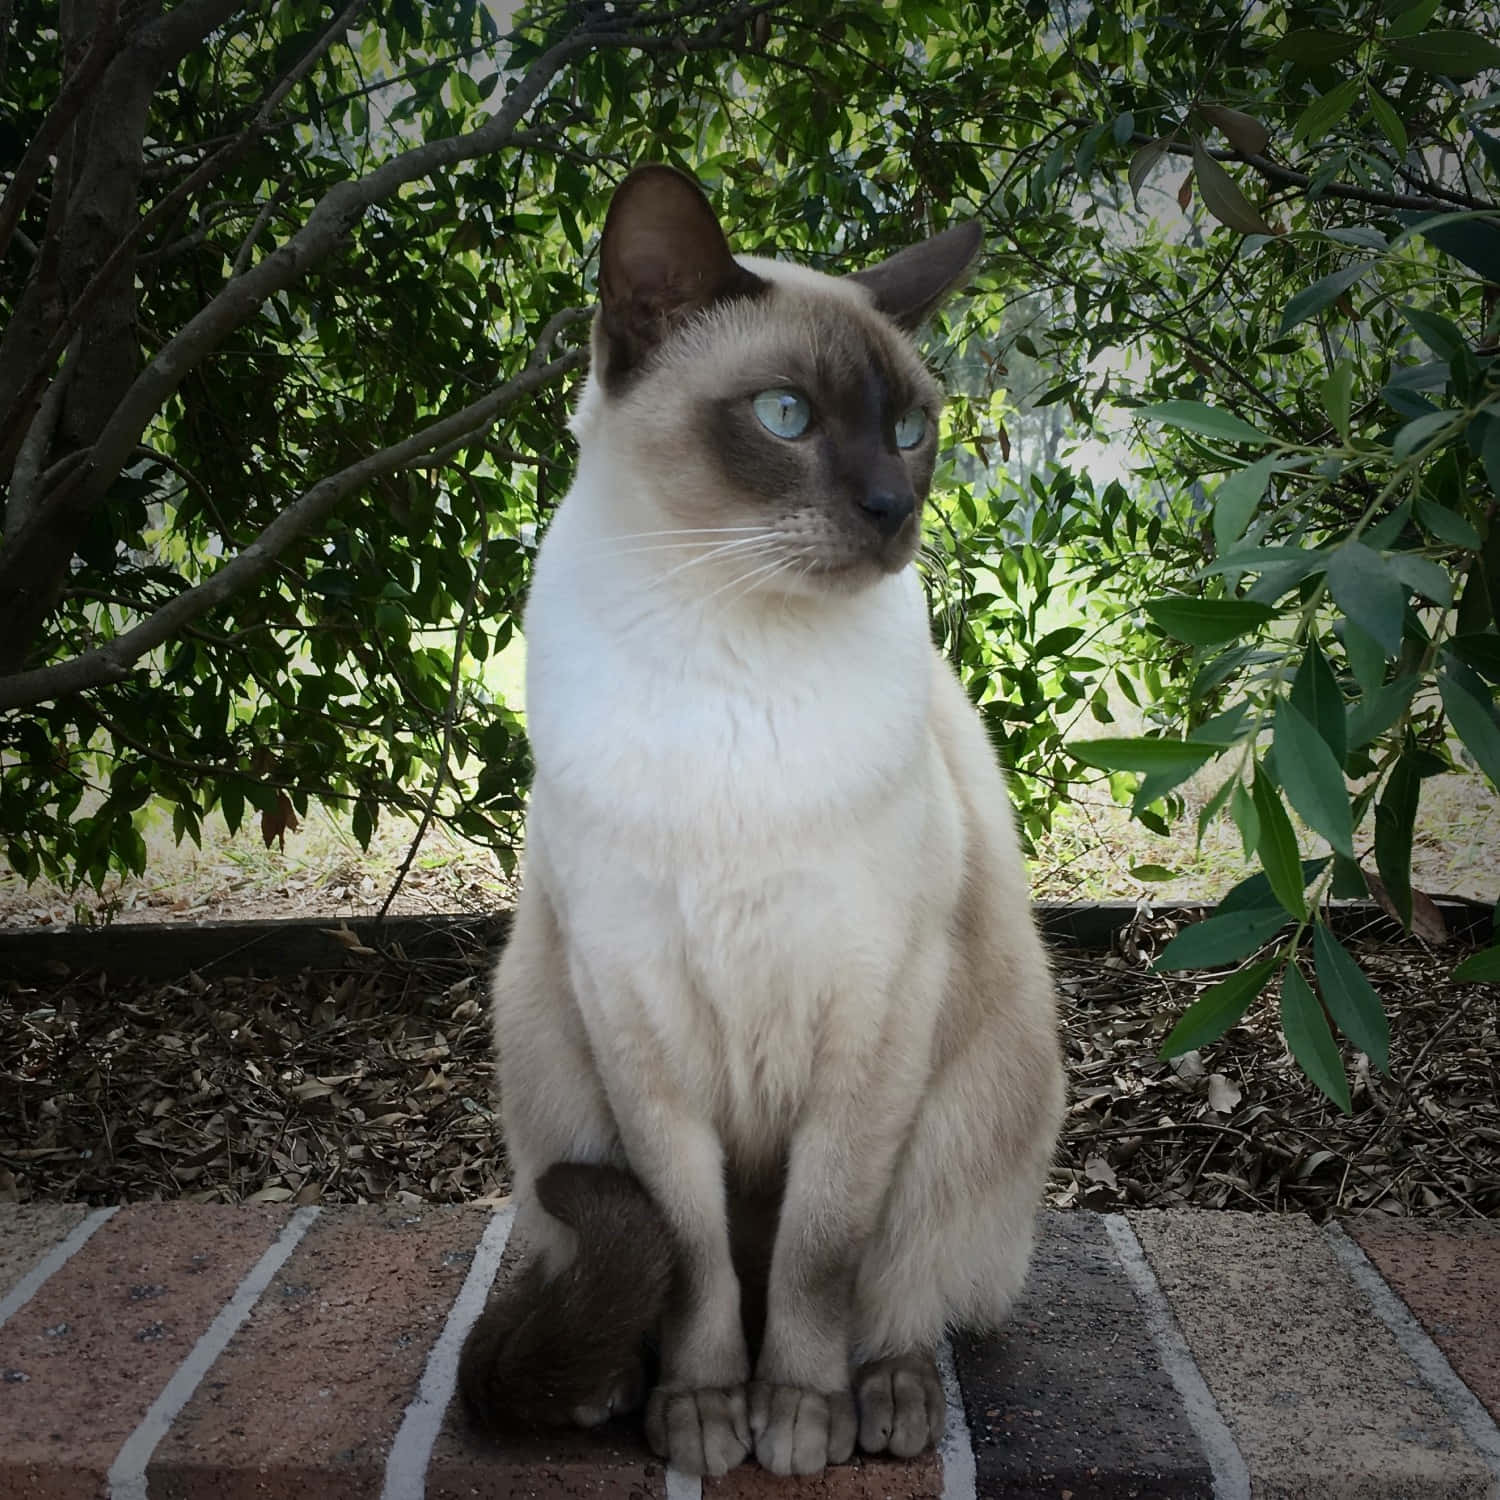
[664,1464,703,1500]
[381,1202,515,1500]
[107,1204,320,1500]
[1101,1213,1251,1500]
[1325,1222,1500,1493]
[934,1335,977,1500]
[0,1205,117,1328]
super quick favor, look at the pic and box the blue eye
[752,388,811,439]
[895,408,927,449]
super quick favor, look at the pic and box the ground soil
[4,920,1495,1221]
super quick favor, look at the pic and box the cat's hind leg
[461,888,664,1432]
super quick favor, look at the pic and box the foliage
[3,0,1500,1100]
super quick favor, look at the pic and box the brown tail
[458,1161,675,1431]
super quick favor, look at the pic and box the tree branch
[0,0,121,263]
[17,1,761,539]
[5,332,80,542]
[1,1,361,439]
[1124,129,1496,216]
[0,313,588,711]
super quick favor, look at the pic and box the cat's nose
[858,489,915,538]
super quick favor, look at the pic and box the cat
[458,164,1064,1478]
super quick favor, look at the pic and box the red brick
[1349,1220,1500,1424]
[148,1203,489,1500]
[706,1452,939,1500]
[0,1202,289,1500]
[0,1205,90,1304]
[426,1419,667,1500]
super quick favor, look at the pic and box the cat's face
[574,167,980,598]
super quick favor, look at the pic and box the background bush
[3,0,1499,1100]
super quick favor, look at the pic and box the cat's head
[570,165,980,595]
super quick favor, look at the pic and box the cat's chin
[775,553,907,600]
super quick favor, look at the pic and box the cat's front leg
[613,1104,752,1476]
[750,1087,916,1475]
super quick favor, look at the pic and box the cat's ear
[846,221,983,332]
[596,165,765,387]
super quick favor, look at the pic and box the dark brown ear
[846,220,983,332]
[597,164,765,389]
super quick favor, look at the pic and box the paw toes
[855,1354,944,1457]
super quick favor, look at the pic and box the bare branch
[0,316,588,711]
[0,0,121,262]
[230,187,286,277]
[1118,127,1496,215]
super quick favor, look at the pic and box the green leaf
[1452,946,1500,982]
[1399,304,1467,359]
[1212,456,1276,552]
[1274,698,1355,857]
[1439,669,1500,790]
[1330,853,1368,899]
[1279,262,1370,334]
[1140,400,1276,446]
[1414,496,1481,549]
[1340,617,1390,693]
[1385,30,1500,78]
[1229,779,1259,859]
[1323,356,1356,440]
[1290,639,1347,766]
[1252,766,1307,918]
[220,783,244,838]
[1346,674,1419,750]
[1270,28,1360,63]
[1159,958,1281,1058]
[1216,857,1330,914]
[1130,863,1179,882]
[1365,83,1407,157]
[1280,965,1352,1113]
[1196,774,1238,848]
[1292,77,1361,147]
[1326,542,1407,655]
[1392,408,1458,461]
[1144,595,1278,645]
[1449,633,1500,681]
[1388,553,1453,606]
[1313,923,1391,1072]
[1155,907,1294,970]
[1190,135,1276,235]
[1375,737,1421,929]
[1409,215,1500,283]
[1034,625,1086,657]
[1128,139,1169,204]
[1067,736,1219,774]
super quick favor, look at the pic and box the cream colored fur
[491,248,1064,1477]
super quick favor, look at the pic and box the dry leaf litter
[2,924,1496,1220]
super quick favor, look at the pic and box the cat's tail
[458,1160,675,1431]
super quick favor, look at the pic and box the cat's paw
[853,1354,946,1457]
[644,1385,751,1476]
[747,1381,857,1475]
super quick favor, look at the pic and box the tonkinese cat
[459,165,1064,1478]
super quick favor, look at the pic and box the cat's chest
[525,574,930,845]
